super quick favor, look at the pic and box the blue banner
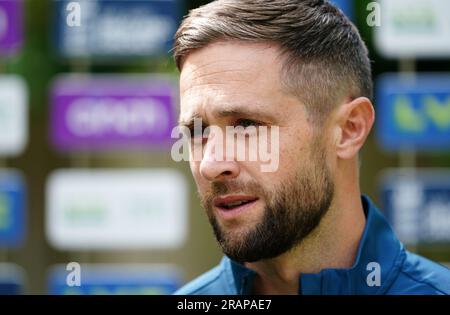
[0,170,26,247]
[381,169,450,245]
[53,0,183,60]
[0,263,25,295]
[48,264,182,295]
[376,74,450,151]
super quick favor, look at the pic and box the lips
[213,195,259,211]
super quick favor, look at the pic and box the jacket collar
[223,195,406,294]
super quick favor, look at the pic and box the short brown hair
[173,0,372,124]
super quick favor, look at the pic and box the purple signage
[0,0,23,55]
[50,75,178,152]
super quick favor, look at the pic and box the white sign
[375,0,450,58]
[46,169,188,250]
[0,75,28,156]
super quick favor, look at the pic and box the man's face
[179,42,335,263]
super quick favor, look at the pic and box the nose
[199,129,240,181]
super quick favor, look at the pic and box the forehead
[179,42,290,121]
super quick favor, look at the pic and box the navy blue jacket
[176,196,450,294]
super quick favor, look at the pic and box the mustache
[199,179,266,209]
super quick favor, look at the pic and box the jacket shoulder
[174,262,232,295]
[387,251,450,294]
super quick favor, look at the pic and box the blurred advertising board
[46,169,188,250]
[375,0,450,58]
[380,169,450,245]
[0,0,23,55]
[49,74,178,152]
[0,263,25,294]
[376,73,450,152]
[0,169,26,247]
[0,75,28,156]
[48,264,182,295]
[52,0,182,60]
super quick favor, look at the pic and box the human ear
[334,97,375,160]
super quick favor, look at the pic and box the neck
[245,173,366,294]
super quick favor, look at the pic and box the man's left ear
[334,97,375,160]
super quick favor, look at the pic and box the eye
[235,119,262,129]
[188,125,204,138]
[187,123,209,140]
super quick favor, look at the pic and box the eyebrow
[178,106,275,127]
[178,113,203,128]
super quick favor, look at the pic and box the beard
[199,138,334,263]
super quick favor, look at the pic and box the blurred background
[0,0,449,294]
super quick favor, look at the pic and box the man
[173,0,450,294]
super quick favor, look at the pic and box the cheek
[189,160,202,186]
[189,161,215,196]
[278,130,310,170]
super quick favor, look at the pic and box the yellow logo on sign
[394,95,450,132]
